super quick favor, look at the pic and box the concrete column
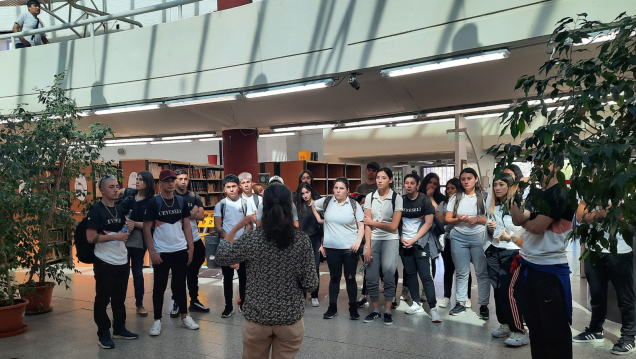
[222,129,259,180]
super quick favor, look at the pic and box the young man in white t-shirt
[13,0,49,48]
[239,172,262,222]
[214,174,254,318]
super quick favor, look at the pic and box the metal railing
[0,0,202,48]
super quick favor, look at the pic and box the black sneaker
[391,301,398,309]
[323,305,337,319]
[449,303,466,316]
[611,336,636,355]
[221,306,234,318]
[112,326,139,340]
[349,305,360,320]
[97,331,115,349]
[384,312,394,326]
[479,305,489,320]
[363,311,381,323]
[189,301,210,313]
[572,327,604,343]
[169,302,179,318]
[356,295,369,308]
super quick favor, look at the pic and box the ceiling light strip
[94,104,162,115]
[395,118,454,126]
[259,132,297,138]
[150,140,193,144]
[332,125,387,133]
[165,93,240,108]
[105,142,149,147]
[198,137,223,142]
[105,137,155,144]
[343,115,418,127]
[271,124,336,132]
[424,104,511,117]
[162,134,217,140]
[244,79,335,99]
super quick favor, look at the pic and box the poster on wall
[74,175,88,201]
[128,172,138,188]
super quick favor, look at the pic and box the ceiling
[84,40,556,138]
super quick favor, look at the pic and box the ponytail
[261,184,297,249]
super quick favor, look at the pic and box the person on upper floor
[13,0,49,49]
[356,162,380,196]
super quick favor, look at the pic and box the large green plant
[0,73,115,292]
[488,13,636,256]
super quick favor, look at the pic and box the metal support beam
[69,1,142,28]
[40,6,82,38]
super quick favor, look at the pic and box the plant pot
[19,282,54,315]
[0,299,29,337]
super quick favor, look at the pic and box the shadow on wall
[91,82,107,108]
[452,23,481,52]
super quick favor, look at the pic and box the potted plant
[0,73,114,314]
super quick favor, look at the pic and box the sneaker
[405,302,425,315]
[357,295,369,308]
[170,302,179,318]
[349,305,360,320]
[492,324,511,338]
[391,301,398,309]
[221,306,234,318]
[363,311,381,323]
[112,326,139,340]
[323,305,338,319]
[311,298,319,307]
[465,299,472,308]
[429,308,442,323]
[98,331,115,349]
[189,301,210,313]
[136,305,148,317]
[438,297,450,308]
[384,312,394,326]
[572,327,604,343]
[149,320,162,336]
[181,315,200,330]
[449,303,466,316]
[400,287,411,302]
[479,305,489,320]
[611,336,636,355]
[504,332,530,347]
[239,305,244,314]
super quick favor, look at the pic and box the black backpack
[74,216,95,264]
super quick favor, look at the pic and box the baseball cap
[366,162,380,171]
[159,169,177,181]
[268,175,284,185]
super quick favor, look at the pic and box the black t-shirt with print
[87,202,127,234]
[176,191,204,214]
[144,195,190,253]
[400,193,435,239]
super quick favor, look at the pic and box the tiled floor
[0,241,626,358]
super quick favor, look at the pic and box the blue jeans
[128,246,146,307]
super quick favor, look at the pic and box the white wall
[257,129,323,162]
[100,140,221,164]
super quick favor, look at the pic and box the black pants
[485,246,523,332]
[128,246,146,307]
[310,235,321,299]
[94,258,129,335]
[325,248,359,306]
[441,236,471,299]
[187,239,207,303]
[153,250,189,320]
[402,244,437,308]
[585,252,636,337]
[514,264,572,359]
[221,263,246,307]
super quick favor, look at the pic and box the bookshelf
[188,162,225,209]
[259,161,362,197]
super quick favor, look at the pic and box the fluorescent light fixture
[271,124,336,132]
[381,49,510,78]
[465,113,504,120]
[332,125,387,133]
[418,161,435,164]
[105,142,148,147]
[105,137,154,144]
[424,104,511,117]
[198,137,223,142]
[0,118,21,125]
[150,140,193,144]
[527,97,571,106]
[259,132,297,138]
[165,93,240,107]
[162,134,217,140]
[395,118,454,126]
[546,106,566,111]
[244,79,335,99]
[94,104,162,115]
[344,115,418,127]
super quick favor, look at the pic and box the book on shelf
[191,168,205,179]
[200,196,206,207]
[206,169,224,180]
[207,183,219,192]
[191,181,207,193]
[149,163,170,178]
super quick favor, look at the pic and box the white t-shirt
[315,197,363,249]
[242,193,262,214]
[445,193,488,236]
[214,197,254,238]
[486,204,522,251]
[15,12,46,46]
[364,189,404,241]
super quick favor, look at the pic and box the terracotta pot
[0,299,29,337]
[20,282,54,314]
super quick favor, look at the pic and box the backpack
[369,190,398,213]
[74,216,95,264]
[323,196,358,219]
[219,198,249,222]
[252,194,260,209]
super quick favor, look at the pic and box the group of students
[86,158,636,358]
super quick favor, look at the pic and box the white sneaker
[311,298,319,307]
[504,332,529,347]
[181,315,200,330]
[438,297,450,308]
[492,324,511,338]
[464,299,472,308]
[429,308,442,323]
[149,320,162,336]
[405,302,425,315]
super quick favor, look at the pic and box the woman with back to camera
[216,184,319,359]
[314,178,364,320]
[295,182,325,307]
[436,178,472,309]
[445,168,491,320]
[120,171,155,317]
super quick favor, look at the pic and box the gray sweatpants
[450,228,490,305]
[365,239,399,303]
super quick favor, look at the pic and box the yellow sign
[199,210,215,228]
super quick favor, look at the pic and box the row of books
[148,163,171,178]
[190,182,221,193]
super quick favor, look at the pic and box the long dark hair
[444,178,461,202]
[134,171,155,199]
[295,182,315,215]
[453,168,486,216]
[505,164,524,181]
[296,170,320,200]
[262,184,298,249]
[419,172,445,204]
